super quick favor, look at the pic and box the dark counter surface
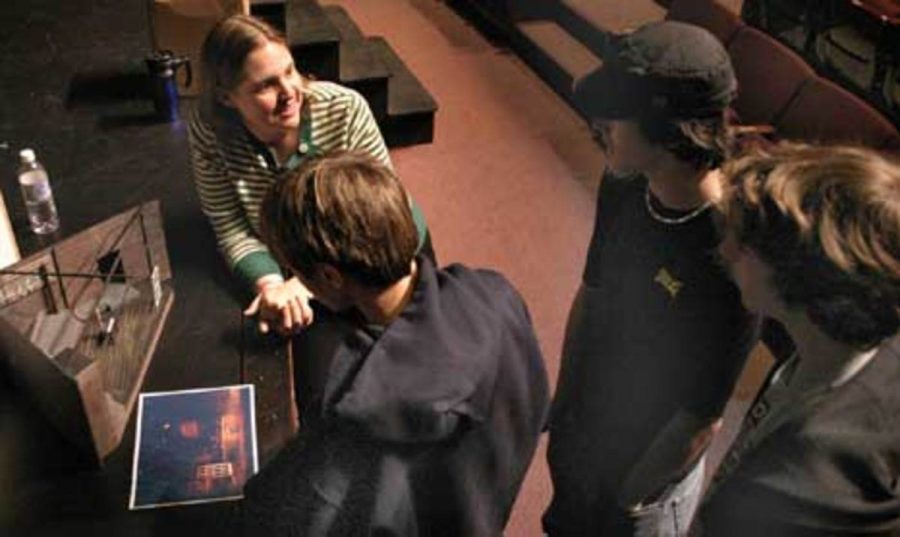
[0,1,295,534]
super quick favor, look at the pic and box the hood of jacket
[321,257,505,443]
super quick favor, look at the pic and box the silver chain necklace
[644,185,712,225]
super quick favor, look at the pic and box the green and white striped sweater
[188,80,427,290]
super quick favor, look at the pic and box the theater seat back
[776,77,900,151]
[728,26,816,127]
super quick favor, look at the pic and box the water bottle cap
[19,148,36,164]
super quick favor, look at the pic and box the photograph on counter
[129,384,258,510]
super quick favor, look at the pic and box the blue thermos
[146,51,191,122]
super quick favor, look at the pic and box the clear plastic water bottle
[17,148,59,235]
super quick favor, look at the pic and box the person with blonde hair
[696,143,900,534]
[242,150,549,536]
[188,14,430,335]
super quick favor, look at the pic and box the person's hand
[680,417,723,474]
[244,276,314,335]
[619,413,723,509]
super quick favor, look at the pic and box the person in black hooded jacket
[241,149,550,536]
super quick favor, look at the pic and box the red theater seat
[728,26,816,126]
[775,76,900,151]
[665,0,745,46]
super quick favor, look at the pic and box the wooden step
[285,0,341,80]
[322,5,390,120]
[560,0,666,37]
[554,0,611,54]
[368,37,438,147]
[516,20,602,103]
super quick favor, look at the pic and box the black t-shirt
[546,172,759,533]
[580,171,756,418]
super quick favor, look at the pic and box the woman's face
[222,40,303,140]
[592,119,658,176]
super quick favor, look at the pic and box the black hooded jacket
[244,257,549,536]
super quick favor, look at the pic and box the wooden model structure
[0,202,174,465]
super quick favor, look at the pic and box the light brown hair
[720,142,900,348]
[199,14,288,133]
[259,150,418,287]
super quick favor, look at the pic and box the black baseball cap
[574,21,737,120]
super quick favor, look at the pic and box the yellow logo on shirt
[655,267,683,299]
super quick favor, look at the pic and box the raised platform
[448,0,664,105]
[516,20,602,106]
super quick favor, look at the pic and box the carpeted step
[322,5,390,120]
[286,0,341,80]
[446,0,558,26]
[515,20,602,105]
[558,0,666,50]
[368,37,438,147]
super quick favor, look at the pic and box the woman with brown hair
[188,14,429,335]
[697,143,900,535]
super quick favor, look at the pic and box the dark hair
[637,108,737,170]
[259,150,418,288]
[199,14,288,133]
[721,142,900,349]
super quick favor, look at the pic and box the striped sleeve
[340,88,430,244]
[187,108,281,288]
[310,83,427,247]
[343,89,393,169]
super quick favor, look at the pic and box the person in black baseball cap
[573,20,737,121]
[544,21,759,536]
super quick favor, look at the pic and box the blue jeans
[628,455,706,537]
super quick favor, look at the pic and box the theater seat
[775,76,900,151]
[665,0,745,46]
[816,0,900,109]
[728,26,816,127]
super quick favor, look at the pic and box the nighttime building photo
[0,0,898,536]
